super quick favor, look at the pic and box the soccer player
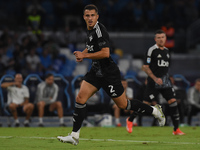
[126,30,185,135]
[57,4,165,145]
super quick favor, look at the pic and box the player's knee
[76,94,86,104]
[117,103,126,109]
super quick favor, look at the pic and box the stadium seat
[52,74,72,115]
[125,75,142,97]
[173,74,190,92]
[23,74,43,104]
[0,75,14,126]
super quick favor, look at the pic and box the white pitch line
[0,136,199,145]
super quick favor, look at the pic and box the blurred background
[0,0,200,89]
[0,0,200,127]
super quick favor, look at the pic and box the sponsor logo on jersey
[149,94,155,99]
[86,45,94,51]
[157,54,162,58]
[158,60,169,67]
[147,57,151,63]
[111,93,117,97]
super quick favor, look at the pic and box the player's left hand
[74,51,84,61]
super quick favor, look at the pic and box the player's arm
[74,48,88,62]
[74,47,109,60]
[142,65,163,85]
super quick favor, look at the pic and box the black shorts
[83,63,124,98]
[144,83,176,103]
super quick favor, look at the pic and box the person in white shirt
[187,78,200,125]
[35,73,65,127]
[1,73,34,127]
[26,46,41,73]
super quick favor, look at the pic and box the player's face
[46,76,54,85]
[15,74,23,83]
[83,9,99,30]
[155,33,166,48]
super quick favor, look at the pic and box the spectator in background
[39,46,52,75]
[27,8,42,36]
[1,74,34,127]
[187,78,200,126]
[161,22,175,53]
[35,73,65,127]
[26,46,41,73]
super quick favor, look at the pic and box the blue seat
[52,74,72,115]
[173,74,190,92]
[23,74,43,104]
[0,74,14,116]
[125,75,142,98]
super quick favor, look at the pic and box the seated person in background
[1,73,34,127]
[110,76,133,127]
[187,78,200,126]
[35,73,65,127]
[75,79,110,127]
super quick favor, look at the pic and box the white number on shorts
[108,85,115,93]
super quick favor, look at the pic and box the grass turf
[0,126,199,150]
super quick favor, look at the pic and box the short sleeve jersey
[7,85,30,105]
[86,21,112,67]
[144,44,170,82]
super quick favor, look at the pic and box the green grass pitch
[0,126,200,150]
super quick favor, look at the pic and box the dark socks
[169,101,179,131]
[72,102,87,132]
[126,99,153,115]
[128,111,139,122]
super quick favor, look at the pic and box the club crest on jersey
[86,45,94,51]
[147,57,151,63]
[89,35,93,41]
[167,54,170,58]
[158,60,169,67]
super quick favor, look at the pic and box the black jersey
[144,44,171,82]
[86,21,114,71]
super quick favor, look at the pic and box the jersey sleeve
[143,50,151,65]
[96,25,110,49]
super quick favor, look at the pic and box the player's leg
[111,91,165,127]
[49,101,65,126]
[162,88,185,135]
[57,80,98,145]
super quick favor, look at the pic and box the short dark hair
[45,73,53,79]
[83,4,98,14]
[155,29,165,35]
